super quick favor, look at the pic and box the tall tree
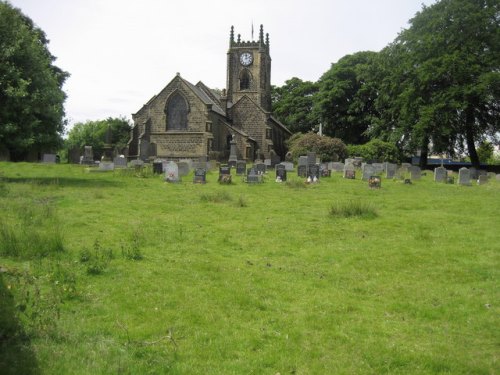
[315,51,380,145]
[271,77,319,134]
[372,0,499,167]
[0,1,69,161]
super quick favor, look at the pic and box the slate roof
[179,76,226,117]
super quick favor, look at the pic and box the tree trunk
[419,137,428,168]
[465,107,480,168]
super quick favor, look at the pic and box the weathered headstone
[469,167,478,180]
[236,161,246,175]
[42,153,57,163]
[477,175,488,185]
[343,164,356,179]
[307,152,316,165]
[228,138,237,168]
[298,156,308,167]
[164,161,180,182]
[81,146,94,165]
[362,164,375,181]
[281,161,294,172]
[99,161,114,171]
[113,156,128,168]
[130,159,144,169]
[457,167,471,186]
[385,163,397,179]
[320,164,331,177]
[308,164,320,180]
[408,166,421,180]
[434,166,447,183]
[264,159,272,168]
[270,150,280,167]
[177,161,190,177]
[152,159,163,174]
[193,168,206,184]
[297,165,307,178]
[330,162,344,173]
[275,164,287,182]
[255,163,266,174]
[247,168,262,183]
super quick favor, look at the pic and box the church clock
[239,52,253,66]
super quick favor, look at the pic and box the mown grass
[0,162,499,374]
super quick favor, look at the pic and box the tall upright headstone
[458,167,471,186]
[434,166,447,182]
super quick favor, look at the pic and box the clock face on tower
[239,52,253,66]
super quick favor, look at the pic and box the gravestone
[307,152,316,165]
[236,161,246,175]
[343,164,356,179]
[330,162,344,173]
[477,175,488,185]
[408,166,421,180]
[99,161,114,171]
[219,165,231,177]
[130,159,144,169]
[281,161,294,172]
[228,138,237,168]
[275,164,287,182]
[193,168,206,184]
[368,176,381,189]
[345,158,355,166]
[179,159,193,170]
[297,165,307,178]
[152,159,163,174]
[81,146,94,165]
[177,161,190,177]
[362,164,375,181]
[164,161,180,183]
[42,153,57,163]
[255,163,266,174]
[320,164,331,177]
[308,164,320,180]
[113,156,128,168]
[457,167,471,186]
[264,159,272,168]
[353,157,363,167]
[298,156,308,167]
[247,168,262,183]
[434,166,447,182]
[385,163,397,178]
[270,150,280,167]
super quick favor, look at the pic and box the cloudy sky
[10,0,436,131]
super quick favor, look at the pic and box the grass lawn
[0,162,498,374]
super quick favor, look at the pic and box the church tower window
[239,69,251,90]
[165,92,189,131]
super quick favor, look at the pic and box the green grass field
[0,162,498,374]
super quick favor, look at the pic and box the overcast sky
[10,0,436,131]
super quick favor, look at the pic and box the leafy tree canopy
[0,1,69,161]
[371,0,499,167]
[65,117,132,159]
[315,51,380,145]
[271,77,319,134]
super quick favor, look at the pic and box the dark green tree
[371,0,499,167]
[315,51,380,145]
[271,77,319,133]
[65,117,132,159]
[0,1,69,161]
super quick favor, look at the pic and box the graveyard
[0,160,499,374]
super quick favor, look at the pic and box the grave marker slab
[308,164,320,180]
[281,161,294,172]
[42,153,57,163]
[408,166,421,180]
[434,166,447,183]
[236,161,246,175]
[477,175,488,185]
[113,156,128,168]
[246,168,262,183]
[193,168,206,184]
[458,167,471,186]
[164,161,180,182]
[297,165,307,178]
[362,164,375,181]
[275,164,287,182]
[385,163,397,178]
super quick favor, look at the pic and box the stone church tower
[128,25,291,162]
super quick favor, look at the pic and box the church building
[127,25,291,162]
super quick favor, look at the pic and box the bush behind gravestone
[287,132,347,162]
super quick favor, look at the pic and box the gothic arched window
[165,92,189,131]
[240,69,251,90]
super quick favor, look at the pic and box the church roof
[178,76,226,117]
[269,116,293,135]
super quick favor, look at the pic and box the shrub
[287,132,347,162]
[347,139,399,162]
